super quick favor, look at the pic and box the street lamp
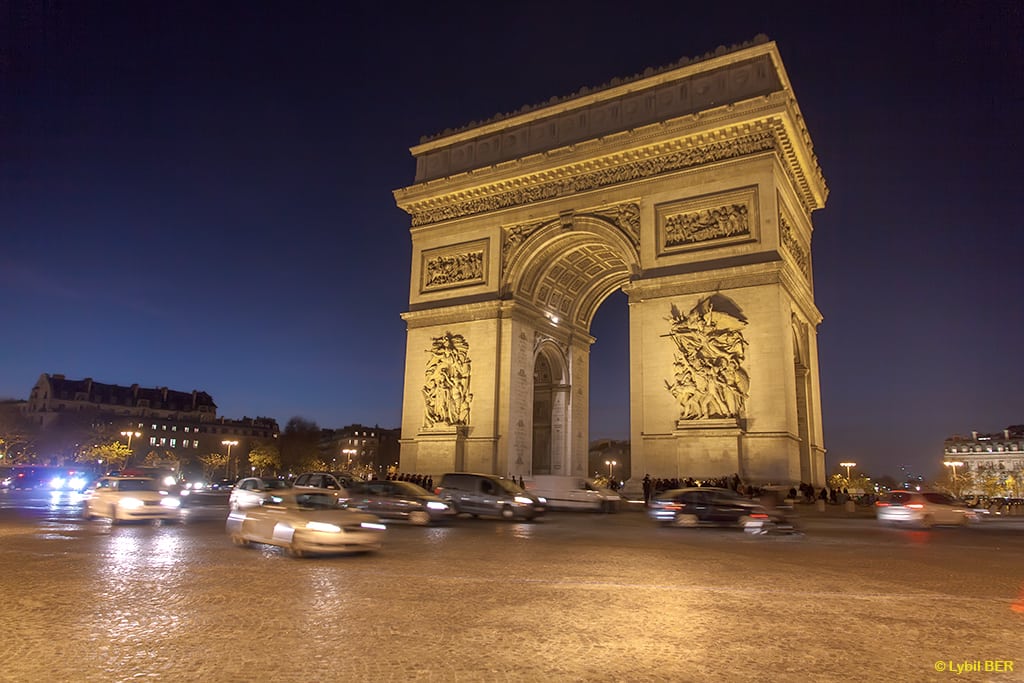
[605,460,617,479]
[943,460,963,482]
[839,462,856,480]
[121,430,141,468]
[222,440,238,478]
[120,430,141,450]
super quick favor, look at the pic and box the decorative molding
[663,294,750,421]
[421,239,488,292]
[409,129,777,227]
[422,332,472,428]
[656,186,758,255]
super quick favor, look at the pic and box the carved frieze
[410,129,777,227]
[664,295,750,420]
[779,212,810,279]
[421,239,488,292]
[664,203,749,247]
[422,332,472,428]
[656,186,758,255]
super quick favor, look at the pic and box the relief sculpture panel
[422,332,473,427]
[422,240,488,292]
[664,295,750,421]
[656,186,758,255]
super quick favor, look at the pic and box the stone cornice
[401,124,790,228]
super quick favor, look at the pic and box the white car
[876,490,978,528]
[82,476,181,524]
[526,476,620,512]
[229,476,291,509]
[226,491,385,557]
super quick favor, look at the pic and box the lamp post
[121,430,141,469]
[222,440,238,479]
[605,460,617,479]
[943,460,963,482]
[839,462,856,480]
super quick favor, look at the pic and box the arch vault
[393,37,829,486]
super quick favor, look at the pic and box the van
[435,473,545,520]
[526,475,621,512]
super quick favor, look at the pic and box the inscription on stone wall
[422,332,472,428]
[422,240,487,292]
[664,295,750,420]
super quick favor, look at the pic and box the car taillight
[434,487,442,495]
[875,501,889,507]
[661,503,681,510]
[749,513,768,519]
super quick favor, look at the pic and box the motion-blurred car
[291,471,362,507]
[435,472,545,521]
[210,478,237,491]
[346,479,454,525]
[229,476,292,509]
[648,487,789,532]
[526,476,622,513]
[82,476,181,524]
[226,491,385,557]
[875,490,978,528]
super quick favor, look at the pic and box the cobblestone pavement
[0,494,1022,683]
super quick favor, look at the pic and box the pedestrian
[642,474,652,505]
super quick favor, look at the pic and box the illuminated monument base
[394,37,829,486]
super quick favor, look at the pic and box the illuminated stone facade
[394,37,829,485]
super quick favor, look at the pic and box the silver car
[226,491,386,557]
[875,490,978,528]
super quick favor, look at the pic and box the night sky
[4,1,1022,480]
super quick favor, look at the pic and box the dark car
[648,486,790,532]
[346,479,454,525]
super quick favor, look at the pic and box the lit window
[150,437,157,446]
[184,426,191,433]
[172,426,177,432]
[160,437,167,446]
[170,439,177,448]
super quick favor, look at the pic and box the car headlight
[360,522,386,531]
[426,501,449,511]
[120,497,144,509]
[537,496,547,504]
[160,497,181,509]
[514,495,534,505]
[50,477,65,489]
[306,521,342,533]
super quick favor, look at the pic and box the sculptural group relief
[779,213,810,279]
[664,203,750,248]
[664,295,750,421]
[656,186,758,255]
[422,240,487,292]
[422,332,473,428]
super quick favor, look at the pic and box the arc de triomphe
[393,37,828,487]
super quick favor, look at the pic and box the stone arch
[531,339,570,476]
[503,213,640,332]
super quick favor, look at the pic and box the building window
[160,437,167,446]
[150,437,157,446]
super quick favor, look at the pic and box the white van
[526,476,621,513]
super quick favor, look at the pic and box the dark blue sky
[3,1,1022,479]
